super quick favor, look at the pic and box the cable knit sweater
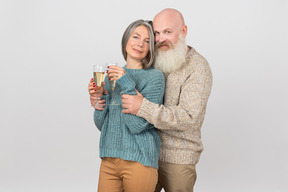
[137,47,213,165]
[94,67,165,169]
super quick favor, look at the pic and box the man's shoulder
[186,47,211,71]
[187,47,208,64]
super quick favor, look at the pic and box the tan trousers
[97,157,158,192]
[155,161,197,192]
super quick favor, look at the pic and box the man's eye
[165,31,171,34]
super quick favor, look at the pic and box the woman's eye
[145,40,150,43]
[133,36,139,39]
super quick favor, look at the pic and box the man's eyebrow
[154,28,172,32]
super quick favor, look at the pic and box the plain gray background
[1,0,287,191]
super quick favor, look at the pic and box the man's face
[153,16,183,51]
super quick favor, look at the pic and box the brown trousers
[155,161,197,192]
[97,157,158,192]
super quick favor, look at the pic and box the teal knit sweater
[94,66,165,169]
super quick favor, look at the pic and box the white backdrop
[1,0,287,191]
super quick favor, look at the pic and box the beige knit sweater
[137,47,213,164]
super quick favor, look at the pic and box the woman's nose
[137,40,144,47]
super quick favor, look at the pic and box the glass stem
[111,90,115,103]
[95,91,100,107]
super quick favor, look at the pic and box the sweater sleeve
[93,82,111,131]
[117,71,165,134]
[137,63,213,131]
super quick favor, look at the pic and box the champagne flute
[93,64,105,107]
[107,63,120,106]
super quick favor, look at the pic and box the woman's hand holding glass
[92,64,106,108]
[88,78,107,110]
[107,64,126,106]
[107,65,126,80]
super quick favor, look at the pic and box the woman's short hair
[121,20,155,69]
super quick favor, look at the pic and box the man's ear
[182,25,187,36]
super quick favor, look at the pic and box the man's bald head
[154,8,185,29]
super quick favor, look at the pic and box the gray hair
[121,20,155,69]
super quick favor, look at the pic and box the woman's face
[126,25,150,63]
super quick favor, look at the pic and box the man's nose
[158,34,166,43]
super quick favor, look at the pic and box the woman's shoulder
[143,68,165,85]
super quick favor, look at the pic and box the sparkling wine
[94,72,105,87]
[106,63,119,105]
[108,79,117,90]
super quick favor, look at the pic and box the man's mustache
[156,42,172,49]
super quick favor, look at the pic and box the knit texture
[137,47,213,164]
[94,67,165,169]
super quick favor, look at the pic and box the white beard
[154,35,187,74]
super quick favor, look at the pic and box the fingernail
[93,85,95,87]
[107,66,110,68]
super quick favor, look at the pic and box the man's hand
[121,90,143,115]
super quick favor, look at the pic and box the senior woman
[88,19,165,192]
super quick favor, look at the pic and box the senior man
[121,8,213,192]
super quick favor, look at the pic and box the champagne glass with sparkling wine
[107,63,119,106]
[93,64,105,107]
